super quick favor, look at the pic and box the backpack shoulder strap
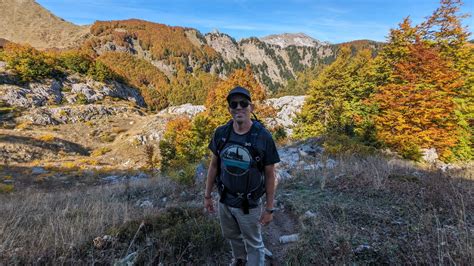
[216,119,233,154]
[245,120,265,171]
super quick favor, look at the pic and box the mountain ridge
[0,0,383,92]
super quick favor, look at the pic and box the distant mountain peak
[260,33,327,48]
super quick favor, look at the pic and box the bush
[271,125,287,143]
[58,51,93,74]
[91,147,112,157]
[158,117,193,170]
[110,207,227,264]
[37,134,55,142]
[322,134,376,156]
[87,60,115,82]
[99,132,116,142]
[399,142,422,161]
[2,43,56,82]
[75,93,88,104]
[0,183,14,193]
[167,163,197,185]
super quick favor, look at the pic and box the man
[204,86,280,265]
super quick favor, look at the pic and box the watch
[265,208,276,214]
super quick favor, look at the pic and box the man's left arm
[260,164,276,225]
[264,164,276,210]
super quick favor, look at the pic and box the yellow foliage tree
[205,65,267,127]
[2,43,56,82]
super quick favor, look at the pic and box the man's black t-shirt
[209,121,280,208]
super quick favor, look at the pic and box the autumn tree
[276,66,321,97]
[372,36,462,160]
[159,66,273,177]
[97,52,170,110]
[57,50,93,75]
[168,65,220,105]
[205,65,267,127]
[370,1,472,161]
[2,43,56,82]
[419,0,473,160]
[293,47,374,139]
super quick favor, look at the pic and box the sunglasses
[229,100,250,109]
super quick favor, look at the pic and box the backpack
[215,119,266,214]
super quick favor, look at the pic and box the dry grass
[37,134,55,142]
[0,177,179,264]
[14,122,31,131]
[91,147,112,157]
[281,154,473,264]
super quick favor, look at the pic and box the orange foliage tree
[89,19,218,62]
[371,38,462,160]
[205,66,268,127]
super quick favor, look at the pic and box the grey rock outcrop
[19,105,143,125]
[260,33,327,48]
[421,148,438,164]
[64,79,145,107]
[0,77,145,109]
[264,96,306,134]
[158,103,205,117]
[0,80,62,108]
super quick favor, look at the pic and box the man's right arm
[204,153,219,213]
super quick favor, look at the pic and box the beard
[235,119,244,125]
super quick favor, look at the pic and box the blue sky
[37,0,473,43]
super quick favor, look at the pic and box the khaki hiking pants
[218,202,265,265]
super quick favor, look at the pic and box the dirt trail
[263,209,300,265]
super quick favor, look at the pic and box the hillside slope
[0,0,89,49]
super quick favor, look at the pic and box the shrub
[99,132,115,143]
[0,184,14,193]
[37,134,55,142]
[87,60,115,82]
[91,147,112,157]
[322,134,376,156]
[143,144,158,171]
[271,125,287,143]
[167,163,197,185]
[109,207,227,263]
[2,43,56,82]
[75,93,88,105]
[58,50,92,74]
[159,116,193,170]
[399,142,422,161]
[15,121,31,130]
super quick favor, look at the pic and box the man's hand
[204,197,215,213]
[259,211,273,226]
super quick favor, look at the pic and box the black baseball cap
[227,86,252,102]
